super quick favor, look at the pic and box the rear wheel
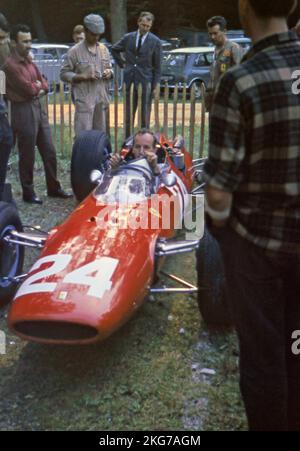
[0,202,24,307]
[190,81,203,99]
[196,227,232,327]
[71,130,112,202]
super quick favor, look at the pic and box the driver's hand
[144,151,160,175]
[103,69,113,80]
[110,153,123,169]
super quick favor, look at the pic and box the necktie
[137,35,143,53]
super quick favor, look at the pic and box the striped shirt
[203,31,300,254]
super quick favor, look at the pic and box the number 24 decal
[15,254,119,300]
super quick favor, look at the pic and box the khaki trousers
[74,101,107,138]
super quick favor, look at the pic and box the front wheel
[196,227,232,327]
[0,202,24,307]
[71,130,112,202]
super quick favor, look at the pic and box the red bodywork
[8,137,194,345]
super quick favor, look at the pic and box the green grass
[0,136,246,431]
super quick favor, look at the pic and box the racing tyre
[71,130,112,202]
[0,202,24,307]
[196,227,232,327]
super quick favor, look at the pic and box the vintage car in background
[161,47,214,98]
[161,36,251,98]
[31,43,70,88]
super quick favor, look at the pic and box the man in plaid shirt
[203,0,300,430]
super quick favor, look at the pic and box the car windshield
[94,159,154,205]
[164,53,186,68]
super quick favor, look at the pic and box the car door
[161,53,187,87]
[187,52,213,88]
[44,48,59,87]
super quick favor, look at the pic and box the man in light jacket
[61,14,113,137]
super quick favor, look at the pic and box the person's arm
[203,71,245,229]
[232,43,243,65]
[60,48,93,84]
[34,64,48,94]
[111,35,127,68]
[4,60,41,98]
[101,45,113,80]
[60,48,76,83]
[145,151,160,175]
[152,38,162,91]
[61,49,99,84]
[110,153,123,169]
[205,186,233,227]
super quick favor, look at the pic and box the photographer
[61,14,113,137]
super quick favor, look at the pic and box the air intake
[14,321,98,342]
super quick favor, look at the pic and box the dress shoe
[23,195,43,205]
[47,188,73,199]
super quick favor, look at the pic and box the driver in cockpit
[110,129,163,176]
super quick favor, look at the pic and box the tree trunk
[30,0,47,41]
[110,0,127,44]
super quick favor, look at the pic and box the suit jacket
[111,31,162,89]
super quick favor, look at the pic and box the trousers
[11,99,60,198]
[74,100,108,138]
[217,226,300,431]
[0,113,13,199]
[125,82,152,138]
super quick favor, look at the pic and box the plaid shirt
[203,31,300,254]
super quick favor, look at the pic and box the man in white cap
[61,14,113,137]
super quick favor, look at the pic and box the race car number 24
[15,254,119,299]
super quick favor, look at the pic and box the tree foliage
[109,0,127,43]
[1,0,300,43]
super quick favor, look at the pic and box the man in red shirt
[3,24,71,204]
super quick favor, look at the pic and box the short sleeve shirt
[209,40,243,92]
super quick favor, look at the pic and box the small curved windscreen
[94,173,152,205]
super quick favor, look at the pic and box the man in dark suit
[111,11,162,138]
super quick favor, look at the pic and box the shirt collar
[243,31,298,61]
[12,49,31,64]
[83,40,99,54]
[137,30,149,41]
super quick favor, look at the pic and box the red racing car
[0,131,229,345]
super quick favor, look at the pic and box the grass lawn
[0,143,247,431]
